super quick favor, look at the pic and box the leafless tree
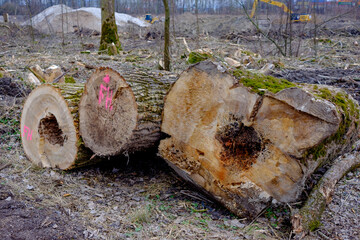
[163,0,171,70]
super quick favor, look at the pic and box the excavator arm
[250,0,292,18]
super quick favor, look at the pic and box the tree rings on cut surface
[79,68,137,156]
[20,84,89,169]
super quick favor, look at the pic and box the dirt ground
[1,13,360,239]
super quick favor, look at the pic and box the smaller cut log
[79,67,173,156]
[21,84,93,169]
[29,65,65,83]
[291,141,360,235]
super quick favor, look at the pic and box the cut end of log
[79,68,137,156]
[20,85,78,169]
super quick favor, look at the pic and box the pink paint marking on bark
[23,125,33,140]
[103,74,110,84]
[98,84,108,105]
[105,90,113,111]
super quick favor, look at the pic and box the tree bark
[20,84,94,170]
[158,61,360,217]
[292,141,360,236]
[99,0,122,54]
[79,67,175,156]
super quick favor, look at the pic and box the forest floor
[0,13,360,239]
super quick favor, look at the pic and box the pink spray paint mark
[105,89,113,111]
[23,125,33,140]
[98,83,113,111]
[103,74,110,84]
[98,84,108,105]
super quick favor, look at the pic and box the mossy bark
[99,0,122,55]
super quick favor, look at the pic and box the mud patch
[0,185,84,240]
[0,77,31,97]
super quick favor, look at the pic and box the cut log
[291,141,360,236]
[79,67,174,156]
[159,61,360,217]
[20,84,94,170]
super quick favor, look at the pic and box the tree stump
[20,84,93,170]
[79,67,173,156]
[159,61,360,217]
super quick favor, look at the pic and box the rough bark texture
[20,84,94,170]
[159,61,360,217]
[292,141,360,236]
[99,0,122,54]
[79,67,175,156]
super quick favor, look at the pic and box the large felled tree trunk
[20,84,94,170]
[99,0,122,54]
[158,61,360,217]
[79,67,174,156]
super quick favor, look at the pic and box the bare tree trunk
[99,0,122,55]
[163,0,170,71]
[195,0,200,48]
[61,1,65,46]
[171,0,176,38]
[3,13,8,23]
[26,0,35,42]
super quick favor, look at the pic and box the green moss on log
[305,86,360,162]
[65,76,76,83]
[125,55,140,62]
[187,52,212,64]
[232,69,296,95]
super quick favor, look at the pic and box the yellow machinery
[250,0,311,23]
[144,14,159,24]
[290,13,311,23]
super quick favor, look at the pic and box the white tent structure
[22,4,150,34]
